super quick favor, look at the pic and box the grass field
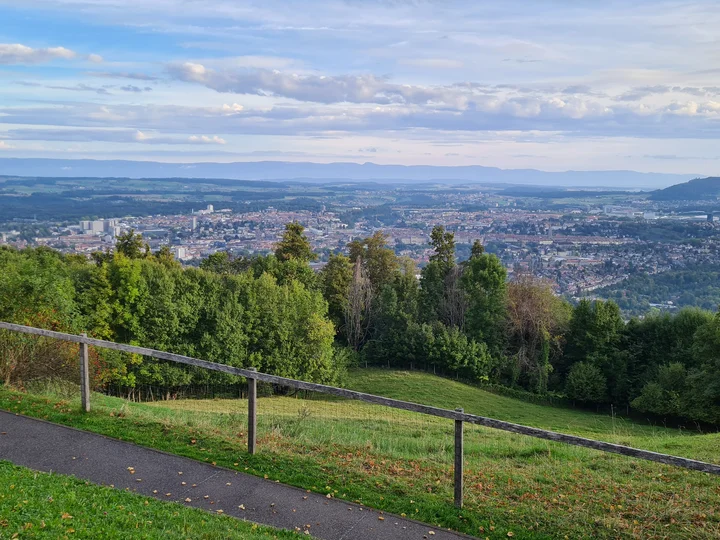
[0,461,302,539]
[1,368,719,539]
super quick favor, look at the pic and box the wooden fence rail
[1,321,719,509]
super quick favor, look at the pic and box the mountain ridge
[650,176,720,200]
[0,158,697,189]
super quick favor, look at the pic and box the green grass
[2,369,719,539]
[0,461,302,539]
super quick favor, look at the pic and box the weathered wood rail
[2,320,719,510]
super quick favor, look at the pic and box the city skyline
[2,1,720,178]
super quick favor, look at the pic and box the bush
[565,362,607,403]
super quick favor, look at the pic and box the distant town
[3,176,720,316]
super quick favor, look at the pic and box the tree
[320,253,353,331]
[470,240,485,258]
[153,245,179,268]
[274,222,316,262]
[566,362,607,403]
[347,232,399,290]
[506,274,571,392]
[345,258,373,351]
[560,299,625,402]
[429,225,456,270]
[421,226,460,326]
[461,252,507,358]
[115,229,149,259]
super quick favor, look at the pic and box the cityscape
[3,179,719,313]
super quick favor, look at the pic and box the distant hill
[650,176,720,200]
[0,158,696,189]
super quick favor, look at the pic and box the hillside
[595,264,720,316]
[650,175,720,200]
[3,369,719,539]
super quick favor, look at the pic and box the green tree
[115,229,149,259]
[274,222,316,262]
[506,275,571,392]
[566,362,607,403]
[429,225,456,270]
[461,252,507,358]
[347,232,399,290]
[319,253,353,332]
[153,245,179,268]
[470,240,485,258]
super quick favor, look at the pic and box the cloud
[644,154,720,161]
[0,141,14,150]
[49,83,112,95]
[15,81,112,95]
[3,128,227,146]
[120,85,153,92]
[222,103,244,113]
[167,63,475,107]
[87,71,160,81]
[613,86,720,102]
[0,43,76,64]
[188,135,227,144]
[358,147,378,153]
[87,53,103,63]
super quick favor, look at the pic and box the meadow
[0,461,302,539]
[1,369,719,539]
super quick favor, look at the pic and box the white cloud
[87,53,104,63]
[0,43,76,64]
[168,63,482,107]
[189,135,227,144]
[222,103,244,113]
[0,141,14,149]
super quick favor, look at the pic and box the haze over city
[2,0,720,179]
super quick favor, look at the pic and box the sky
[1,0,720,175]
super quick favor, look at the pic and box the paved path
[0,410,471,540]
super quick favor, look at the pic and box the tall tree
[319,253,353,332]
[274,222,316,262]
[461,251,508,358]
[429,225,456,270]
[345,258,373,351]
[115,229,149,259]
[420,226,458,325]
[506,274,571,392]
[347,232,399,290]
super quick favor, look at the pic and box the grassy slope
[345,369,720,459]
[1,369,719,539]
[0,461,301,539]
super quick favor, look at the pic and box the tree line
[1,223,719,425]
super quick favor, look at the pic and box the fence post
[79,333,90,412]
[454,407,464,508]
[248,368,257,455]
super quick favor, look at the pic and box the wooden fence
[1,320,719,509]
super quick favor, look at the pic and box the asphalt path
[0,410,472,540]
